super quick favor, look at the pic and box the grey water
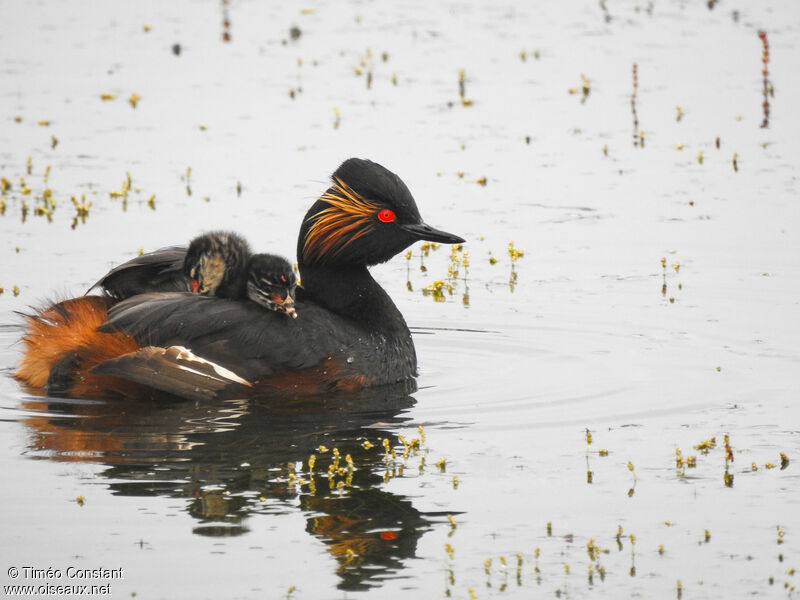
[1,1,799,598]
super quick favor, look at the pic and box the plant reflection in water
[20,383,442,591]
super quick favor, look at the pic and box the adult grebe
[15,158,465,400]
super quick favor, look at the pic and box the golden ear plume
[303,178,376,264]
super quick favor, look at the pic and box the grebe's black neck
[293,158,464,336]
[298,263,409,335]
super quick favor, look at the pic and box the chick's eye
[378,208,396,223]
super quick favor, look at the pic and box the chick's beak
[400,222,465,245]
[281,296,298,319]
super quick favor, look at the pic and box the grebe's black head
[298,158,465,268]
[246,254,298,318]
[184,231,252,298]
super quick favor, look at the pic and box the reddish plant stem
[631,63,642,147]
[759,31,770,128]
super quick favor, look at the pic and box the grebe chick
[246,254,298,318]
[185,232,297,318]
[184,231,251,298]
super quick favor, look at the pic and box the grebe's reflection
[21,383,440,590]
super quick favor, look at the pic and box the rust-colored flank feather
[303,177,376,264]
[15,296,144,399]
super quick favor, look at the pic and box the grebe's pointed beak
[400,222,465,245]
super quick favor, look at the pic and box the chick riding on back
[184,231,297,318]
[184,231,251,297]
[245,254,298,318]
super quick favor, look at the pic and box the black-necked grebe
[16,158,465,400]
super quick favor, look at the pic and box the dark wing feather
[87,246,189,299]
[100,293,358,382]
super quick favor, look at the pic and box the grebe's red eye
[190,279,199,292]
[378,208,396,223]
[280,275,287,283]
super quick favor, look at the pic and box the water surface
[1,1,799,598]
